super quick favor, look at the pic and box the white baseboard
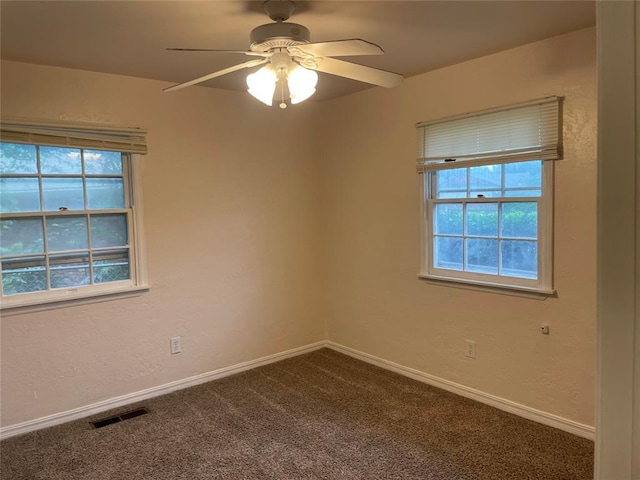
[1,340,595,441]
[326,341,595,440]
[0,341,326,440]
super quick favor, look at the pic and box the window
[417,97,561,294]
[0,119,147,308]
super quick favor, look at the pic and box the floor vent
[91,408,149,429]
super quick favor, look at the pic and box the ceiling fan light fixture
[246,65,277,106]
[246,61,317,107]
[288,64,318,104]
[165,1,404,104]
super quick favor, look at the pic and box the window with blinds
[0,119,148,309]
[0,119,147,154]
[417,98,561,294]
[416,97,561,172]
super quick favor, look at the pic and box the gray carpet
[1,348,593,479]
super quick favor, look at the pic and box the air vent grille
[91,407,149,429]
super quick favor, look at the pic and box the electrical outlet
[465,340,476,359]
[170,336,182,355]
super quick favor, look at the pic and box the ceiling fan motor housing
[250,23,310,51]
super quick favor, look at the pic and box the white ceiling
[0,1,595,102]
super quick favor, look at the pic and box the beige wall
[0,26,597,429]
[319,27,597,426]
[0,61,325,426]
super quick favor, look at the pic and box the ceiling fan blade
[312,57,403,88]
[166,48,269,57]
[163,58,268,93]
[291,39,384,57]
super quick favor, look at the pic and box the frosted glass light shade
[247,66,277,106]
[246,63,318,107]
[288,66,318,105]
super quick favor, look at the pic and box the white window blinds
[416,96,561,173]
[0,117,147,154]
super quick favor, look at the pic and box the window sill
[417,273,556,299]
[0,285,150,316]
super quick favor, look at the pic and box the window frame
[419,160,555,296]
[0,146,148,311]
[416,97,560,296]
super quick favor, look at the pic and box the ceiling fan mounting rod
[263,0,296,22]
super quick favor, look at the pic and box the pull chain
[279,68,287,109]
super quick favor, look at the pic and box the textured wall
[0,26,597,429]
[318,28,597,426]
[0,61,325,426]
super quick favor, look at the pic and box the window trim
[0,151,148,311]
[416,274,556,299]
[0,284,150,316]
[419,160,555,296]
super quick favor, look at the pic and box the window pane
[504,189,541,198]
[91,214,128,248]
[438,191,467,199]
[466,238,498,274]
[466,203,498,237]
[2,256,47,295]
[46,216,88,251]
[86,178,124,209]
[0,144,137,301]
[0,218,44,256]
[40,146,82,174]
[84,150,123,175]
[504,161,541,189]
[93,250,130,284]
[0,178,41,213]
[437,168,466,197]
[469,165,501,190]
[501,202,537,239]
[0,143,37,174]
[50,253,90,288]
[434,236,463,270]
[434,204,462,235]
[42,178,85,211]
[501,240,537,279]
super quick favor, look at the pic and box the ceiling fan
[164,0,404,108]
